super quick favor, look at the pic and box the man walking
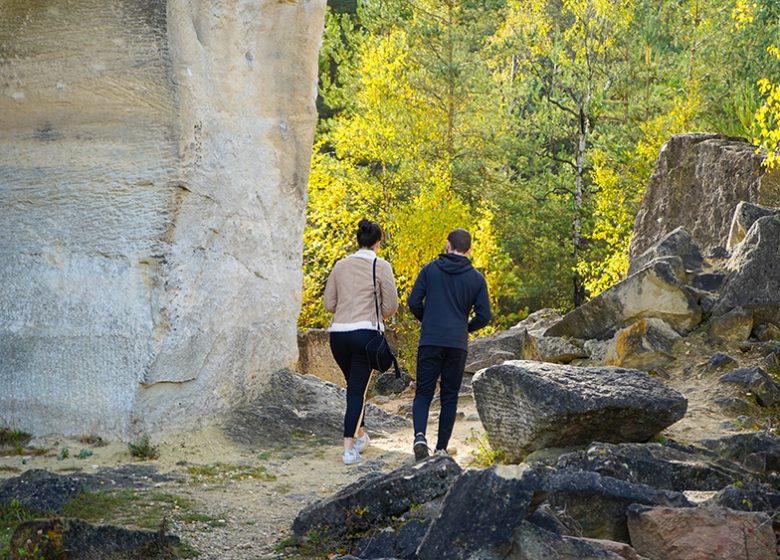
[407,228,491,459]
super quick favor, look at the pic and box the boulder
[506,522,625,559]
[416,465,537,560]
[0,0,328,438]
[545,257,702,341]
[534,336,589,364]
[540,470,691,542]
[555,442,754,492]
[630,133,780,260]
[0,466,175,513]
[714,215,780,323]
[354,518,429,560]
[754,322,780,342]
[464,328,540,374]
[291,455,461,542]
[707,481,780,513]
[371,369,413,396]
[699,431,780,477]
[627,227,703,276]
[472,361,687,462]
[225,369,408,445]
[727,201,780,250]
[690,272,725,292]
[709,307,753,340]
[9,518,179,560]
[705,352,737,370]
[585,339,610,362]
[604,319,680,370]
[512,309,564,335]
[718,366,780,407]
[626,504,777,560]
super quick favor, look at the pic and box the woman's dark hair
[357,219,382,248]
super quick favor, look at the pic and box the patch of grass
[76,449,93,459]
[0,429,31,447]
[0,465,21,473]
[466,430,508,468]
[128,434,159,461]
[62,490,198,531]
[0,499,51,553]
[57,447,70,461]
[274,528,349,559]
[186,463,276,483]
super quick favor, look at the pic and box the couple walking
[323,219,491,465]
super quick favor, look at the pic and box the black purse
[365,258,401,378]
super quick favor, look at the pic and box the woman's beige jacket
[323,249,399,332]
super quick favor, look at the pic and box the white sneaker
[342,447,361,465]
[355,433,370,453]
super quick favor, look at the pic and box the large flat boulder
[545,258,702,341]
[225,369,408,444]
[291,455,461,542]
[714,215,780,323]
[472,361,687,462]
[626,505,777,560]
[465,328,540,374]
[630,133,780,260]
[628,226,703,276]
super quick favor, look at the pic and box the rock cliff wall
[0,0,326,437]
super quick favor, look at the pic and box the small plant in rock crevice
[128,434,159,460]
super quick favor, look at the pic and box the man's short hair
[447,228,471,252]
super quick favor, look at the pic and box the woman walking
[324,219,399,464]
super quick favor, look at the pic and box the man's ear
[445,240,452,252]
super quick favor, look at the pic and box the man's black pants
[412,344,468,451]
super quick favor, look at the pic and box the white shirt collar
[351,248,377,261]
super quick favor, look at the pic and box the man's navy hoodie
[407,253,491,351]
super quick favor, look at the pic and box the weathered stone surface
[709,307,753,340]
[371,369,413,396]
[472,361,687,462]
[465,328,540,374]
[507,522,624,559]
[512,308,564,335]
[9,518,179,560]
[699,431,780,476]
[225,369,408,445]
[534,336,589,364]
[292,455,461,541]
[545,258,702,341]
[576,539,646,560]
[707,481,780,513]
[754,322,780,342]
[626,504,777,560]
[354,518,429,560]
[714,215,780,323]
[690,272,725,292]
[540,470,691,543]
[630,133,780,260]
[719,366,780,407]
[0,0,327,437]
[706,352,737,370]
[727,201,780,250]
[296,329,345,387]
[604,319,680,371]
[416,465,537,560]
[585,339,610,362]
[0,466,175,513]
[555,442,754,492]
[628,227,703,276]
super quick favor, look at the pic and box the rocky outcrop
[545,258,702,340]
[604,319,680,370]
[714,215,780,324]
[709,307,754,340]
[628,227,703,276]
[699,431,780,477]
[0,0,327,437]
[464,328,539,373]
[626,505,777,560]
[719,366,780,408]
[291,455,461,542]
[224,369,408,445]
[472,361,687,462]
[629,133,780,260]
[9,518,180,560]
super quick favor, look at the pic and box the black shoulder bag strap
[372,258,401,379]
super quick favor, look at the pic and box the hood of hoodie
[435,252,474,275]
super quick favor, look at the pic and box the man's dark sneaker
[413,433,430,461]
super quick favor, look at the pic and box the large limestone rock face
[629,133,780,260]
[0,0,327,437]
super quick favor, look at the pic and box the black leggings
[330,330,375,438]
